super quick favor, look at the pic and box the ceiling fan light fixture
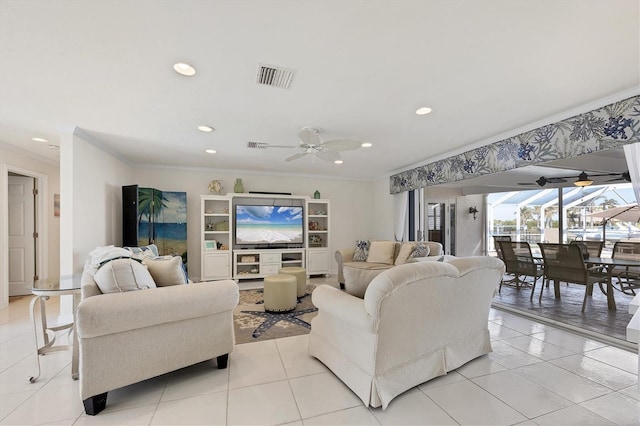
[173,62,196,76]
[574,172,593,187]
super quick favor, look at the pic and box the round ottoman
[278,266,307,298]
[263,274,297,312]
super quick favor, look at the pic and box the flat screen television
[235,205,304,246]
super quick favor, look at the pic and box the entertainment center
[200,193,330,281]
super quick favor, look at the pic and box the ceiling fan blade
[315,150,340,162]
[247,141,297,149]
[269,144,300,149]
[298,128,322,145]
[284,152,308,162]
[546,177,567,183]
[321,139,362,151]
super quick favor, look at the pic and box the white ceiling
[1,0,638,182]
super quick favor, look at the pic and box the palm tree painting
[136,188,187,263]
[137,188,167,243]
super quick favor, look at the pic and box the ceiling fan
[247,127,365,162]
[518,171,631,187]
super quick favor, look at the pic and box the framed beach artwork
[126,186,188,265]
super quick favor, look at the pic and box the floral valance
[390,95,640,194]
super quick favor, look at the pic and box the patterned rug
[234,284,318,344]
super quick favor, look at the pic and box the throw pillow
[124,244,160,259]
[94,258,157,293]
[143,256,188,287]
[353,240,370,262]
[367,240,396,265]
[394,242,416,265]
[411,242,430,258]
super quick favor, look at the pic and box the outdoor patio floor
[492,275,634,347]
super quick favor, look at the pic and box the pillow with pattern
[411,242,430,258]
[353,240,370,262]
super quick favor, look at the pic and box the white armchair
[76,272,239,415]
[309,256,504,409]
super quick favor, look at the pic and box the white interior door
[8,175,35,296]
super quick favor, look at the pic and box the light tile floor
[1,294,638,425]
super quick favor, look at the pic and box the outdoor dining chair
[538,243,607,311]
[570,240,604,258]
[497,241,543,299]
[610,241,640,295]
[493,235,513,284]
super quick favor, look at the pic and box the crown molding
[0,140,59,166]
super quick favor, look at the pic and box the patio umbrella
[587,204,640,241]
[588,204,640,223]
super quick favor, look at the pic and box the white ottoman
[279,266,307,298]
[263,274,297,312]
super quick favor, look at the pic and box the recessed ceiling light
[205,149,217,154]
[361,142,372,148]
[173,62,196,76]
[334,160,343,164]
[198,125,214,132]
[32,137,48,142]
[416,107,432,115]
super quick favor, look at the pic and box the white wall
[132,169,376,280]
[60,132,134,276]
[371,176,395,240]
[455,193,485,256]
[0,144,60,308]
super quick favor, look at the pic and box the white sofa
[76,270,239,415]
[335,241,444,297]
[309,256,504,409]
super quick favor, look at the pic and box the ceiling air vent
[247,141,269,149]
[256,64,295,89]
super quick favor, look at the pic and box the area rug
[234,284,318,344]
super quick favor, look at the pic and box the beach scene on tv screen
[236,205,303,244]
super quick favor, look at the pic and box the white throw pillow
[367,240,396,265]
[394,242,416,265]
[94,258,157,293]
[143,256,188,287]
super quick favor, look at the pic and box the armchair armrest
[77,281,239,339]
[336,248,355,263]
[312,285,376,332]
[335,248,355,285]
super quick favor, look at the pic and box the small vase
[234,178,244,193]
[313,190,320,199]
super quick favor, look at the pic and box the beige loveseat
[309,256,504,409]
[335,240,444,297]
[76,267,239,415]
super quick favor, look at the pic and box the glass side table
[29,275,81,383]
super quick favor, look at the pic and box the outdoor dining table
[585,257,640,310]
